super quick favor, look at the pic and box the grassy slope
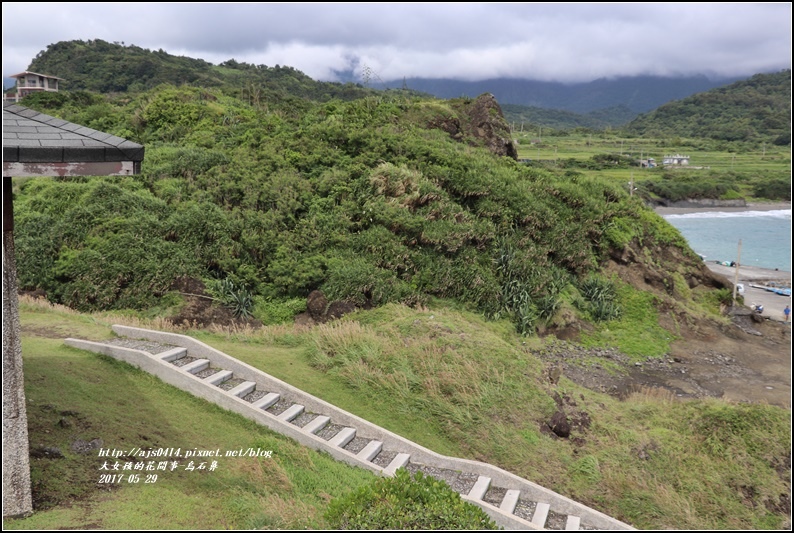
[7,296,790,530]
[5,299,375,530]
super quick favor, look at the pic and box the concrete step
[468,475,491,500]
[384,452,411,476]
[356,440,383,462]
[329,427,356,448]
[181,358,210,374]
[500,489,520,514]
[204,370,233,385]
[159,347,187,361]
[565,515,581,530]
[278,403,304,422]
[228,381,257,398]
[302,415,330,434]
[251,392,280,410]
[532,502,550,528]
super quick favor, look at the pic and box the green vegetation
[9,298,790,530]
[26,39,377,102]
[325,469,498,530]
[6,42,791,531]
[514,132,790,203]
[627,70,791,144]
[17,83,687,339]
[6,299,377,530]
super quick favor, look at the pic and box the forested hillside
[501,103,638,130]
[14,85,707,335]
[24,39,380,102]
[626,70,791,143]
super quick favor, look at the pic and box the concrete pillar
[3,176,33,518]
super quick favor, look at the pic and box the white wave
[663,209,791,220]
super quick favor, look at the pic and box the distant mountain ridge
[626,70,791,143]
[383,75,745,114]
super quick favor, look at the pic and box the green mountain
[384,75,743,114]
[25,39,379,102]
[626,70,791,143]
[501,103,638,130]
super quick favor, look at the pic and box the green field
[514,133,791,201]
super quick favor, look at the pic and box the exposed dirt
[167,277,262,329]
[537,313,790,408]
[535,235,792,409]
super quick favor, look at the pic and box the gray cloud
[2,3,790,83]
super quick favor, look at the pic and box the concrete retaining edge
[64,325,635,531]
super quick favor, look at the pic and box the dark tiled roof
[3,102,144,163]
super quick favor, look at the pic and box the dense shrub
[324,469,498,530]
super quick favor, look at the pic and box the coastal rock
[434,93,518,160]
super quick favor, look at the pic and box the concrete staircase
[65,325,634,531]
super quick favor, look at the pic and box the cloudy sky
[2,3,791,83]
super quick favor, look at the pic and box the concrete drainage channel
[65,325,635,531]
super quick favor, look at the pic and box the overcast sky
[2,3,791,83]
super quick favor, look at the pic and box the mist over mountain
[382,75,745,114]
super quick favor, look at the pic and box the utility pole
[732,239,742,305]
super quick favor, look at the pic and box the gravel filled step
[356,440,382,462]
[483,486,508,506]
[514,498,538,522]
[383,453,411,476]
[171,356,198,367]
[242,389,267,403]
[290,411,317,428]
[544,510,570,530]
[342,436,370,455]
[329,427,356,448]
[218,377,246,391]
[181,359,210,374]
[316,423,345,441]
[194,367,222,379]
[204,370,233,385]
[371,449,398,468]
[402,462,479,494]
[251,392,280,410]
[277,404,304,421]
[228,381,257,397]
[302,415,330,435]
[266,398,293,416]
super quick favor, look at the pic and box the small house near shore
[662,154,690,166]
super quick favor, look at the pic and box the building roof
[3,103,144,176]
[9,71,65,80]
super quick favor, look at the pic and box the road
[705,262,791,323]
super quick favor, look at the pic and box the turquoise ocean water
[662,209,792,273]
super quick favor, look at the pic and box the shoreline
[653,202,792,282]
[653,201,791,216]
[704,262,791,284]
